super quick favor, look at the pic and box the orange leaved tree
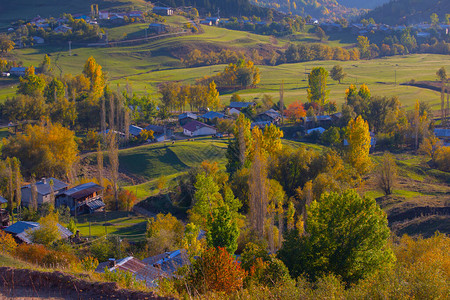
[188,247,246,294]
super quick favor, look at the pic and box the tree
[207,80,221,110]
[330,65,346,84]
[118,189,136,211]
[346,115,372,175]
[17,66,46,96]
[83,56,105,101]
[357,36,370,59]
[40,54,52,75]
[31,211,61,246]
[278,190,394,284]
[206,205,239,254]
[307,67,329,114]
[107,131,119,211]
[315,26,327,41]
[2,122,78,177]
[419,136,443,165]
[437,67,447,124]
[377,152,397,195]
[146,213,184,256]
[321,127,341,147]
[0,34,15,53]
[187,247,246,294]
[430,13,439,26]
[285,100,306,122]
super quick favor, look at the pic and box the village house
[32,36,44,44]
[9,67,27,77]
[142,249,190,276]
[434,128,450,146]
[205,17,220,26]
[148,23,167,34]
[129,125,143,137]
[144,124,170,142]
[228,101,255,115]
[201,111,227,122]
[183,120,217,137]
[255,109,281,124]
[21,178,68,207]
[56,182,104,215]
[96,257,168,287]
[54,25,72,34]
[3,221,72,244]
[178,112,198,126]
[98,11,110,20]
[153,7,173,16]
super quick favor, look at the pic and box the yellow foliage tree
[2,121,78,178]
[346,115,372,175]
[31,210,61,246]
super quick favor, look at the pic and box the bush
[103,268,146,289]
[14,244,77,268]
[79,256,99,273]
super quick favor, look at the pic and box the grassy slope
[0,0,148,28]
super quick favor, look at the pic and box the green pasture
[118,137,228,181]
[76,211,147,240]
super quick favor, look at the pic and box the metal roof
[64,182,103,199]
[4,221,72,243]
[182,120,215,132]
[22,178,68,196]
[129,125,143,136]
[201,111,226,120]
[434,128,450,138]
[0,196,7,205]
[178,112,198,120]
[144,124,164,134]
[85,199,105,211]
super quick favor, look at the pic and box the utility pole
[145,28,148,38]
[68,41,72,56]
[395,70,397,85]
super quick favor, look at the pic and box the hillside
[362,0,450,25]
[0,0,148,28]
[338,0,389,9]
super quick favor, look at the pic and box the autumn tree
[278,190,394,284]
[330,65,346,84]
[419,136,443,165]
[307,67,329,114]
[357,36,370,59]
[207,80,221,110]
[118,189,136,211]
[285,100,306,122]
[39,54,52,75]
[146,213,184,256]
[436,67,447,124]
[17,66,46,96]
[2,122,78,177]
[107,131,119,211]
[83,56,105,101]
[346,115,372,175]
[0,34,15,53]
[187,247,246,294]
[31,210,61,246]
[377,152,397,195]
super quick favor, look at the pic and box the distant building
[144,124,170,142]
[148,23,167,34]
[9,67,27,77]
[205,17,220,26]
[57,182,104,215]
[306,127,326,135]
[142,249,190,277]
[255,109,281,124]
[3,221,72,244]
[200,20,213,26]
[32,36,44,44]
[98,11,110,19]
[54,25,72,34]
[183,120,217,137]
[153,7,173,16]
[0,196,9,227]
[434,128,450,146]
[21,178,68,207]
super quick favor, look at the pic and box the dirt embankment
[0,267,171,300]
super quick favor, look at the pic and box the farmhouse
[183,120,217,137]
[255,109,281,124]
[3,221,72,244]
[201,111,227,121]
[32,36,44,44]
[142,249,190,276]
[96,257,168,287]
[434,128,450,146]
[148,23,167,34]
[205,17,220,26]
[21,178,68,207]
[178,112,198,126]
[129,125,143,137]
[9,67,27,77]
[56,182,104,215]
[228,101,255,115]
[153,7,173,16]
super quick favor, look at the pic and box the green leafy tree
[0,34,15,53]
[357,36,370,59]
[30,211,61,246]
[17,66,46,96]
[40,54,52,75]
[307,67,329,113]
[430,13,439,26]
[315,26,327,41]
[206,205,239,254]
[278,190,394,284]
[330,65,346,84]
[44,77,65,102]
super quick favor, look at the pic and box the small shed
[9,67,27,77]
[153,7,173,16]
[178,112,198,126]
[57,182,104,215]
[148,23,167,34]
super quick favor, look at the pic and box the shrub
[103,268,146,289]
[79,256,99,273]
[14,244,77,268]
